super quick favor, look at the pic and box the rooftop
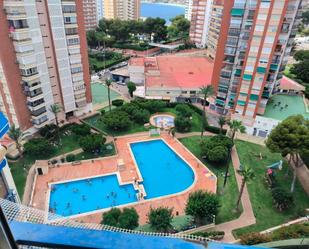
[130,56,214,89]
[263,94,309,121]
[279,76,305,91]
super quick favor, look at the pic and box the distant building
[104,0,140,20]
[189,0,213,48]
[129,56,214,102]
[97,0,104,22]
[185,0,193,20]
[1,0,92,133]
[83,0,98,30]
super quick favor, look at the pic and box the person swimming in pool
[82,195,86,201]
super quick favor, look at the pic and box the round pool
[150,114,175,129]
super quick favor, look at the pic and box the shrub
[240,232,272,245]
[131,109,150,124]
[271,187,293,211]
[112,99,124,107]
[71,124,91,136]
[271,223,309,241]
[102,208,121,227]
[138,100,166,113]
[100,109,105,116]
[193,231,225,240]
[66,154,76,162]
[120,103,140,115]
[102,110,131,131]
[39,124,57,139]
[205,125,227,135]
[207,146,229,163]
[175,116,191,132]
[118,208,139,230]
[79,134,106,153]
[24,138,54,157]
[175,104,193,117]
[185,190,220,225]
[147,207,174,232]
[127,82,137,97]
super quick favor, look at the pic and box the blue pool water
[153,116,174,127]
[130,140,194,198]
[49,139,194,217]
[141,2,185,23]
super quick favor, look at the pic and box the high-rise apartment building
[83,0,98,30]
[97,0,104,22]
[207,0,302,133]
[189,0,213,47]
[0,0,92,132]
[104,0,140,20]
[185,0,193,20]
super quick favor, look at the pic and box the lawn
[233,140,309,237]
[179,136,241,224]
[74,142,116,161]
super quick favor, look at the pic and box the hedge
[205,125,227,135]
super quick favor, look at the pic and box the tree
[102,208,121,227]
[218,116,227,134]
[39,124,57,139]
[208,146,229,163]
[127,82,136,98]
[105,79,112,112]
[8,124,26,158]
[174,115,191,132]
[49,104,62,142]
[228,120,246,141]
[112,99,124,107]
[199,86,214,137]
[102,110,131,131]
[86,30,97,48]
[175,104,193,118]
[293,50,309,61]
[147,207,173,232]
[118,208,139,230]
[168,15,190,39]
[131,109,150,124]
[302,10,309,25]
[101,208,139,230]
[290,60,309,83]
[236,166,255,211]
[266,115,309,192]
[185,190,220,225]
[71,124,91,136]
[271,187,294,211]
[24,138,54,157]
[79,134,106,153]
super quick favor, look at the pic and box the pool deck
[31,133,217,224]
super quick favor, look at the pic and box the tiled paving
[31,133,217,224]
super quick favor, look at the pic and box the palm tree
[236,165,255,211]
[8,124,26,158]
[199,85,214,137]
[105,79,112,112]
[228,120,246,141]
[49,104,62,142]
[218,116,226,134]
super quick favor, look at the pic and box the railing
[0,198,215,245]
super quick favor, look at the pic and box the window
[21,67,38,76]
[65,28,78,35]
[262,47,271,54]
[62,5,76,13]
[67,37,79,45]
[255,25,264,32]
[64,16,77,24]
[71,67,82,74]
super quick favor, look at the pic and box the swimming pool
[49,139,195,217]
[150,114,175,129]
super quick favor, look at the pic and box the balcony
[21,72,39,82]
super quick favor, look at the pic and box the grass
[233,140,309,237]
[179,136,242,224]
[74,142,116,161]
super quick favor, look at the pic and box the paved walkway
[213,146,256,242]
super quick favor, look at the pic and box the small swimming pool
[150,114,175,129]
[49,139,195,217]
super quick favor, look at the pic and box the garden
[89,51,129,72]
[83,99,205,136]
[8,123,115,197]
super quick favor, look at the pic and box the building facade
[97,0,104,22]
[103,0,140,20]
[189,0,213,47]
[1,0,92,132]
[207,0,302,133]
[83,0,98,30]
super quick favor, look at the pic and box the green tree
[228,120,246,141]
[105,79,112,112]
[208,146,229,163]
[185,190,220,225]
[218,116,227,134]
[8,124,27,158]
[102,110,131,131]
[293,50,309,61]
[71,124,91,136]
[127,81,136,98]
[174,115,191,132]
[79,134,106,153]
[24,138,54,157]
[101,208,121,227]
[290,60,309,83]
[168,15,190,39]
[86,30,97,48]
[112,99,124,107]
[49,104,62,142]
[266,115,309,192]
[236,166,255,211]
[131,109,150,124]
[199,86,214,137]
[302,10,309,25]
[147,207,173,232]
[271,187,294,211]
[118,208,139,230]
[175,104,193,118]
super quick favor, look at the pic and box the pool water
[153,116,175,127]
[49,140,194,217]
[130,140,194,199]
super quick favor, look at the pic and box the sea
[141,2,186,24]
